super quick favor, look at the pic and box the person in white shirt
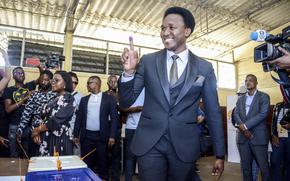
[234,74,270,181]
[69,71,83,155]
[73,76,118,180]
[68,72,83,109]
[121,88,144,181]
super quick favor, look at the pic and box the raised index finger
[129,36,134,51]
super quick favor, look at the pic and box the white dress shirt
[245,90,257,115]
[166,49,189,81]
[126,89,145,130]
[72,91,83,109]
[121,49,189,83]
[86,92,102,131]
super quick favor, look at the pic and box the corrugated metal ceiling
[0,0,289,61]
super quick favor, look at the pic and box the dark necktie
[170,55,179,85]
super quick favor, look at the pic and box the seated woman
[32,71,76,156]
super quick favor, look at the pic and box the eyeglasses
[87,81,99,85]
[14,72,24,76]
[72,81,78,85]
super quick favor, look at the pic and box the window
[72,50,106,74]
[218,62,236,89]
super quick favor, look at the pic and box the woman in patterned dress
[31,71,76,156]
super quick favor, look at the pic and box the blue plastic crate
[25,168,102,181]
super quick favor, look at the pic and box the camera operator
[270,101,290,181]
[269,47,290,69]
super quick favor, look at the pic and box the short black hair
[89,75,101,84]
[246,74,257,82]
[12,66,24,74]
[55,71,73,93]
[41,70,53,79]
[68,71,78,82]
[164,6,195,35]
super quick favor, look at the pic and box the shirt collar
[91,92,102,97]
[166,48,188,63]
[246,90,257,97]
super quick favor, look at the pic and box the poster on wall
[227,95,240,163]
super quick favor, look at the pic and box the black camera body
[46,54,65,69]
[254,25,290,71]
[253,26,290,104]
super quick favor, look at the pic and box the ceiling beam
[187,0,287,43]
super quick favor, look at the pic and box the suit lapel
[100,93,105,122]
[241,95,247,119]
[174,51,198,106]
[156,49,170,104]
[84,95,90,127]
[247,91,259,117]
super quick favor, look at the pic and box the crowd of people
[0,5,290,181]
[0,62,122,180]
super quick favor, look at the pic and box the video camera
[252,26,290,103]
[253,26,290,72]
[46,54,65,69]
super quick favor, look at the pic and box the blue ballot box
[25,168,102,181]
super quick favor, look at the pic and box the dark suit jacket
[234,90,270,145]
[73,93,118,142]
[119,49,225,162]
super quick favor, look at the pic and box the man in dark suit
[73,76,118,180]
[234,74,270,181]
[118,6,225,181]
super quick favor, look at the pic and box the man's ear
[185,28,192,38]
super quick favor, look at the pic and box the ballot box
[25,168,102,181]
[28,155,87,172]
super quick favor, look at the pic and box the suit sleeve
[73,98,84,138]
[109,96,118,139]
[244,94,270,129]
[201,67,225,158]
[233,98,243,124]
[118,56,146,109]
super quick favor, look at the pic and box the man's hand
[33,135,41,145]
[18,91,34,106]
[243,130,253,139]
[238,123,253,139]
[271,135,280,147]
[31,127,40,138]
[197,115,205,124]
[238,123,246,132]
[121,37,139,74]
[73,138,80,147]
[0,136,9,147]
[212,159,224,179]
[108,138,115,148]
[268,47,290,69]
